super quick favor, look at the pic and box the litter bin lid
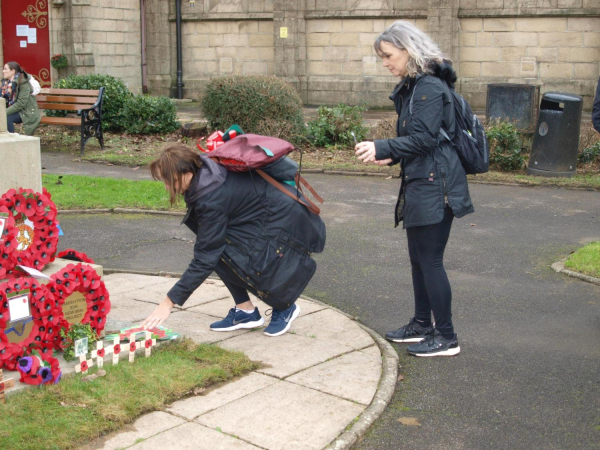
[542,92,582,103]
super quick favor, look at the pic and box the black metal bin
[527,92,583,178]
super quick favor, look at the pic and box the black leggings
[213,259,253,305]
[406,206,455,339]
[7,113,22,133]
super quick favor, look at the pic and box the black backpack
[411,79,489,175]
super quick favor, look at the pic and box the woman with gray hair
[355,20,474,357]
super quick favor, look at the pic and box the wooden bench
[37,87,105,156]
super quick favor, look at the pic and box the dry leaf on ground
[397,417,421,426]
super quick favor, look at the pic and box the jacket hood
[184,153,228,204]
[429,60,457,89]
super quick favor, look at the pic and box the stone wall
[49,0,142,93]
[28,0,599,112]
[458,15,600,110]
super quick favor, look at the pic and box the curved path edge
[551,259,600,287]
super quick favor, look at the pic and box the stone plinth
[0,133,42,194]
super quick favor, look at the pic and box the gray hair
[374,21,448,77]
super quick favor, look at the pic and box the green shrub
[123,95,180,135]
[306,103,369,148]
[49,74,133,131]
[578,141,600,165]
[201,75,305,139]
[486,120,526,171]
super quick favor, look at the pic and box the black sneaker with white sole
[406,329,460,357]
[385,317,434,343]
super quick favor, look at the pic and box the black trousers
[214,259,253,306]
[7,113,22,133]
[406,206,455,339]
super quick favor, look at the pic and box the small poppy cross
[0,369,15,404]
[75,353,94,375]
[104,336,122,365]
[90,341,106,369]
[143,331,157,358]
[128,332,142,363]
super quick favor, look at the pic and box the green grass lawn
[43,174,184,211]
[0,339,258,450]
[564,241,600,278]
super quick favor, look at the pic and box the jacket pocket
[249,231,316,308]
[403,158,444,225]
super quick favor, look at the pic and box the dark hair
[5,62,23,74]
[150,143,203,205]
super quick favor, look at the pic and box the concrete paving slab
[217,331,356,379]
[196,381,365,450]
[106,295,158,324]
[292,308,374,350]
[103,273,172,296]
[360,344,381,357]
[167,372,277,420]
[130,422,261,450]
[92,411,185,450]
[121,280,230,309]
[287,350,382,406]
[164,309,251,344]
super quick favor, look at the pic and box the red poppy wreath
[50,263,111,351]
[0,277,58,370]
[0,205,18,279]
[0,188,59,274]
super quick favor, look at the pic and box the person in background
[355,21,474,357]
[1,61,41,135]
[593,76,600,134]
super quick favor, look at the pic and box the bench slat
[46,88,100,96]
[40,117,81,126]
[38,103,90,111]
[37,95,97,104]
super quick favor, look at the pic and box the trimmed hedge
[201,75,305,138]
[123,95,180,135]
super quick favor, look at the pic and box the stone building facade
[1,0,599,110]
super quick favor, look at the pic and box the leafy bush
[201,75,305,139]
[306,103,369,148]
[578,141,600,165]
[486,120,526,171]
[50,74,133,131]
[123,95,180,135]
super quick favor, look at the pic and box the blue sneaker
[210,307,264,332]
[264,304,301,337]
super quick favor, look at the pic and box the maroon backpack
[202,134,323,215]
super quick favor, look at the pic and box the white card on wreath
[8,294,30,322]
[17,265,51,280]
[0,214,6,236]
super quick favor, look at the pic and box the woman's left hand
[355,141,377,163]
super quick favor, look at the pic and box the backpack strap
[256,169,321,215]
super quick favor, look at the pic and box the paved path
[80,273,387,450]
[41,156,600,448]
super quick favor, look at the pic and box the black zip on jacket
[374,62,474,228]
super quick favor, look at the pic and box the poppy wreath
[57,249,95,264]
[0,188,59,274]
[0,277,58,370]
[17,351,62,385]
[0,205,18,279]
[50,263,111,351]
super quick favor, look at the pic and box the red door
[1,0,51,87]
